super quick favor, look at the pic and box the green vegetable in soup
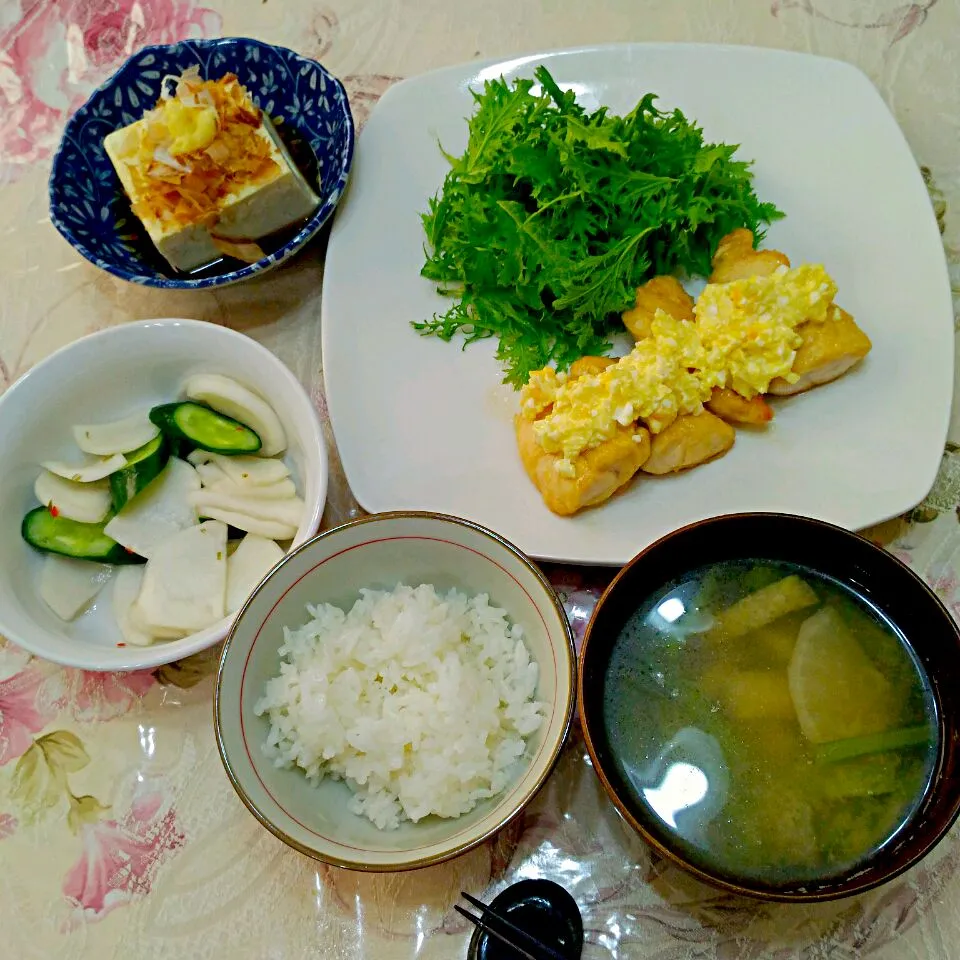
[741,564,785,594]
[814,725,934,764]
[417,66,785,387]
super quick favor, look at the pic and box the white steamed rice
[254,583,546,830]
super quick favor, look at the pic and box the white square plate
[322,44,954,566]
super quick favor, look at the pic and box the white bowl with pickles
[0,319,327,671]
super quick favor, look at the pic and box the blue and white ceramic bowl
[49,37,354,289]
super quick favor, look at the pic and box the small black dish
[467,879,583,960]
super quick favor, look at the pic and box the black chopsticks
[457,890,569,960]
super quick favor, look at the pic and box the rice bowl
[256,583,546,830]
[214,511,575,870]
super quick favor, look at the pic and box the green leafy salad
[416,66,785,388]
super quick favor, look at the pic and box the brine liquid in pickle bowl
[602,558,938,890]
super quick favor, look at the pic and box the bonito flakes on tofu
[103,67,320,273]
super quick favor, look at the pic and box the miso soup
[603,559,938,886]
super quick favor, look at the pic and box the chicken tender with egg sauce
[515,415,651,516]
[642,411,736,475]
[622,275,695,340]
[706,387,774,425]
[707,231,871,397]
[517,231,872,516]
[695,263,837,398]
[709,227,791,283]
[769,307,872,396]
[522,311,712,466]
[516,360,651,516]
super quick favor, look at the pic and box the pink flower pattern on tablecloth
[0,663,53,766]
[769,0,939,44]
[54,669,156,722]
[0,0,221,180]
[0,0,952,954]
[63,786,185,924]
[929,568,960,622]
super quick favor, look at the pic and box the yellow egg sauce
[695,264,837,398]
[602,560,937,887]
[520,265,840,465]
[528,312,711,461]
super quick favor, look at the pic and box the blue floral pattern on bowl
[48,37,354,289]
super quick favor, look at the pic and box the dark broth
[603,559,938,887]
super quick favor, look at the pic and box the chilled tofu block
[102,71,320,273]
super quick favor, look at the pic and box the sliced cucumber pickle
[149,402,261,455]
[109,434,168,512]
[22,507,142,563]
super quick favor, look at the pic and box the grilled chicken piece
[768,308,872,396]
[642,411,735,475]
[709,228,790,283]
[515,416,651,516]
[516,356,651,516]
[705,387,774,425]
[622,275,694,340]
[568,355,617,379]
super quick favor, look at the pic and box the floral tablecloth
[2,0,960,957]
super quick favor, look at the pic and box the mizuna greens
[417,65,785,387]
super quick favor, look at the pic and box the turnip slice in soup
[226,534,285,613]
[104,458,200,558]
[72,413,158,456]
[43,452,126,483]
[112,566,153,646]
[34,470,111,523]
[135,521,227,635]
[39,555,114,620]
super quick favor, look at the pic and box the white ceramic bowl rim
[0,318,327,671]
[214,510,577,870]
